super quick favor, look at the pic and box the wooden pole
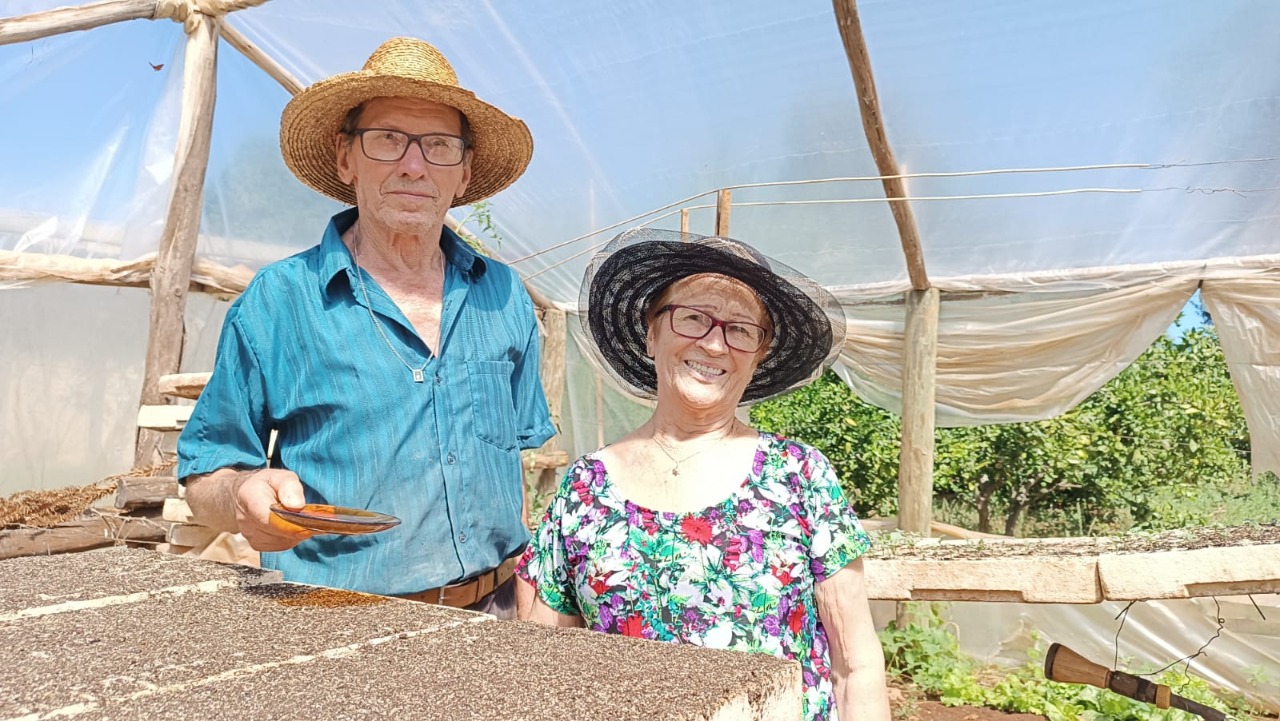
[714,188,732,236]
[897,287,939,534]
[832,0,928,291]
[0,0,155,46]
[532,309,567,503]
[135,13,220,466]
[218,20,304,95]
[594,373,605,449]
[679,208,690,234]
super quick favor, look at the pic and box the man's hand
[231,469,315,551]
[186,468,314,552]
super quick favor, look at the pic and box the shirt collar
[319,208,488,297]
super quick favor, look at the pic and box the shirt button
[447,453,456,465]
[458,531,467,543]
[434,374,443,385]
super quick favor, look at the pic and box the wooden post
[679,208,690,234]
[594,373,605,449]
[831,0,928,290]
[898,287,939,534]
[0,0,155,46]
[714,189,732,236]
[135,13,220,466]
[533,309,567,501]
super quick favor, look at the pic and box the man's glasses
[656,305,770,353]
[350,128,467,166]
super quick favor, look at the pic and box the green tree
[751,329,1253,534]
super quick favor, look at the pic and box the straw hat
[280,37,533,208]
[582,228,847,404]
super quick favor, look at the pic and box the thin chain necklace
[650,421,735,477]
[350,228,430,383]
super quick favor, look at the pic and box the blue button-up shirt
[177,209,555,595]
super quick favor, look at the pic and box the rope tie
[153,0,269,33]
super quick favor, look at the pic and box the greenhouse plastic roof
[3,0,1279,304]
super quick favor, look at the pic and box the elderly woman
[517,229,890,720]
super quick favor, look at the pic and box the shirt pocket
[466,359,518,450]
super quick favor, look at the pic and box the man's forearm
[184,468,254,533]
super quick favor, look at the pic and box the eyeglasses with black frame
[349,128,468,165]
[656,305,771,353]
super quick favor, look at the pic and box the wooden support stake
[0,0,155,46]
[679,208,690,234]
[136,14,220,466]
[714,188,732,236]
[897,287,939,534]
[832,0,929,290]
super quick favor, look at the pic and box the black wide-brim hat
[582,228,847,404]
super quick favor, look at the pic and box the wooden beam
[158,371,211,399]
[832,0,929,290]
[897,287,939,534]
[0,250,253,296]
[714,189,732,236]
[219,20,304,95]
[0,0,155,46]
[0,512,172,560]
[115,476,179,510]
[136,14,220,466]
[679,208,690,234]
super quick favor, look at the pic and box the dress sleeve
[516,464,582,616]
[801,446,873,582]
[176,307,271,481]
[510,280,556,450]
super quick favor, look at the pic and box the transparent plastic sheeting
[866,594,1280,714]
[3,0,1280,487]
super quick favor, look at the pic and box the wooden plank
[135,14,220,466]
[167,522,220,548]
[137,404,193,432]
[0,512,171,560]
[114,475,179,509]
[161,497,194,523]
[0,0,155,46]
[158,372,211,400]
[832,0,929,290]
[714,188,732,236]
[523,450,569,473]
[897,287,939,534]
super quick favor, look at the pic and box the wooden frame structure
[0,0,948,527]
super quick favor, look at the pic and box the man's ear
[455,150,473,200]
[335,134,355,185]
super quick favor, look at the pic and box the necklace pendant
[671,466,680,477]
[412,369,425,383]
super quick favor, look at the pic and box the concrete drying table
[0,548,800,720]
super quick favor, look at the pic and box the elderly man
[177,37,554,620]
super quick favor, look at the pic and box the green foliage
[455,199,503,255]
[751,330,1262,535]
[879,605,1260,720]
[749,371,901,517]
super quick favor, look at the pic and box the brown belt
[396,557,517,608]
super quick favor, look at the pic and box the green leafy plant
[878,606,1265,720]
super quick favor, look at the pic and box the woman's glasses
[656,305,770,353]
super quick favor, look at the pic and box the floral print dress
[517,432,872,721]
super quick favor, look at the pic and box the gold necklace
[650,423,734,477]
[350,228,430,383]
